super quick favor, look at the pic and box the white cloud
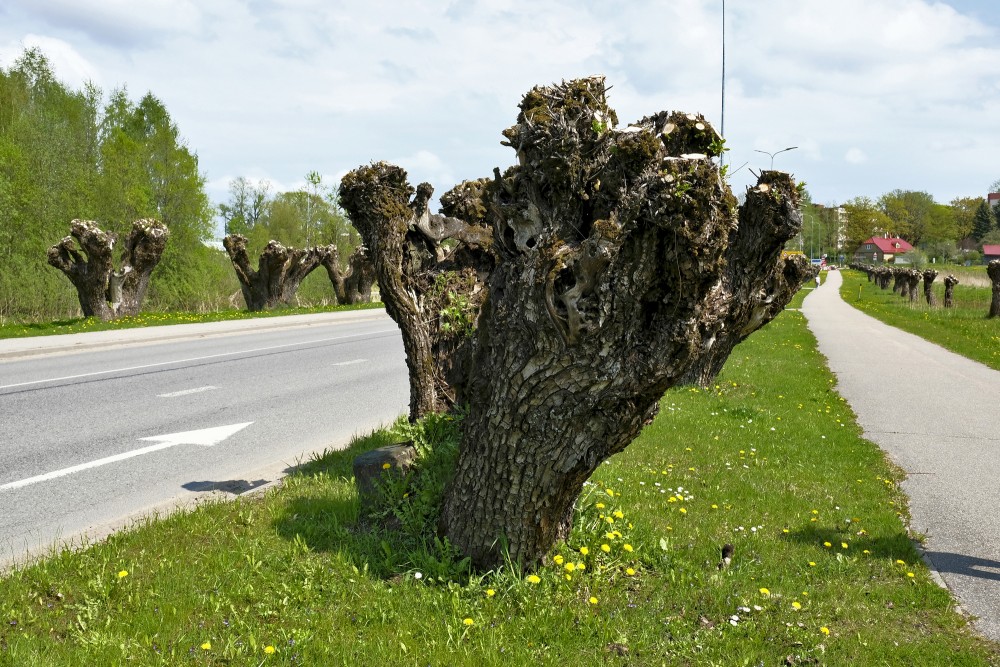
[0,34,101,88]
[845,148,868,164]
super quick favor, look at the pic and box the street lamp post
[754,146,797,169]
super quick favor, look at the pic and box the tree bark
[943,274,959,308]
[905,269,921,303]
[222,235,329,311]
[922,269,938,306]
[321,246,375,305]
[47,218,168,320]
[988,260,1000,318]
[343,77,809,569]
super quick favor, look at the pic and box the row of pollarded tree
[46,221,375,320]
[850,261,1000,316]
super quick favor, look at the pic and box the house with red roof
[988,193,1000,208]
[853,236,913,264]
[983,244,1000,262]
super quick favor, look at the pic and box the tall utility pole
[721,0,726,142]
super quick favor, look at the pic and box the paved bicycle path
[802,270,1000,640]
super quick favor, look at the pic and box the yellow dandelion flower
[863,550,871,555]
[823,541,832,548]
[201,641,212,650]
[553,555,564,565]
[117,570,128,579]
[381,462,391,470]
[576,562,586,571]
[759,587,771,596]
[526,575,541,584]
[625,567,636,576]
[820,626,830,635]
[580,547,589,556]
[808,561,816,567]
[463,618,474,626]
[595,503,606,509]
[565,574,572,581]
[712,504,719,510]
[896,560,906,565]
[841,542,848,549]
[679,507,687,514]
[906,572,915,578]
[264,645,276,654]
[486,589,496,597]
[589,596,598,605]
[792,601,802,610]
[565,562,576,573]
[605,489,615,497]
[601,544,611,553]
[623,544,633,553]
[605,532,616,540]
[613,510,624,519]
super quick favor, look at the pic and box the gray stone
[353,442,417,517]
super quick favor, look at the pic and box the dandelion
[823,541,832,548]
[792,601,802,610]
[679,508,687,515]
[808,561,816,567]
[605,531,616,540]
[601,544,611,553]
[579,547,589,556]
[381,462,391,470]
[613,510,624,519]
[463,618,474,626]
[201,641,212,650]
[623,544,634,553]
[486,589,496,597]
[712,504,719,510]
[820,626,830,635]
[526,575,541,584]
[606,489,615,497]
[625,567,636,576]
[841,542,848,549]
[589,596,598,605]
[264,645,276,654]
[907,572,915,578]
[564,563,576,573]
[595,502,606,509]
[553,555,564,565]
[576,562,586,571]
[118,570,128,579]
[414,572,423,580]
[759,587,771,596]
[896,560,906,566]
[863,550,871,555]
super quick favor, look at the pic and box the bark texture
[922,269,938,306]
[989,260,1000,318]
[321,246,376,305]
[47,218,169,320]
[943,274,959,308]
[222,235,330,311]
[343,77,810,569]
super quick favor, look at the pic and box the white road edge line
[157,385,218,398]
[0,328,397,390]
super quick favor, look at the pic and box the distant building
[989,193,1000,208]
[854,236,913,264]
[983,244,1000,262]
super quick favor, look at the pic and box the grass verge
[0,302,384,340]
[839,269,1000,371]
[1,290,996,665]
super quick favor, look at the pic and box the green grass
[1,291,996,665]
[0,301,384,340]
[839,269,1000,370]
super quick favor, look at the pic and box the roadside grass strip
[0,301,384,340]
[1,290,997,665]
[840,269,1000,371]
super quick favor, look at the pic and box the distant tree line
[0,48,362,324]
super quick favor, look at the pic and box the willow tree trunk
[922,269,938,306]
[943,274,959,308]
[47,219,169,320]
[223,235,330,311]
[905,270,921,303]
[988,261,1000,318]
[321,246,375,305]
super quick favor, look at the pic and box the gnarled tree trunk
[944,274,959,308]
[343,77,810,569]
[47,218,169,320]
[905,269,921,303]
[222,235,330,311]
[988,260,1000,318]
[321,246,376,305]
[922,269,938,306]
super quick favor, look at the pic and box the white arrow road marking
[157,385,218,398]
[0,422,253,492]
[331,359,367,367]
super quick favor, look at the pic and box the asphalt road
[803,271,1000,640]
[0,309,408,567]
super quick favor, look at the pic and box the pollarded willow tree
[340,77,811,569]
[222,234,333,311]
[47,218,169,320]
[988,260,1000,318]
[321,246,376,305]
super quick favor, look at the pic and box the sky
[2,0,999,237]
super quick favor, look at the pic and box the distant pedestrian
[815,274,821,288]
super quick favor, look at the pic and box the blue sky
[2,0,999,233]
